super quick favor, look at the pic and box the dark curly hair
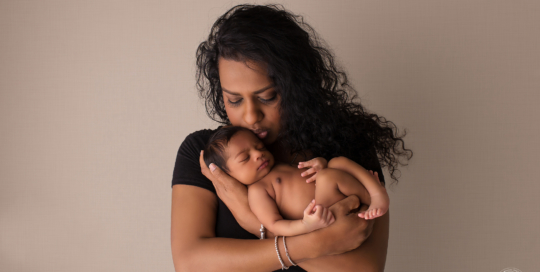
[196,4,412,183]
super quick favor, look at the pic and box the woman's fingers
[199,150,210,175]
[374,172,383,185]
[327,210,335,223]
[329,195,360,216]
[320,206,328,220]
[199,150,241,194]
[369,170,384,185]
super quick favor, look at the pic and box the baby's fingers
[313,204,324,218]
[303,199,316,216]
[298,159,316,169]
[301,167,317,178]
[306,174,317,183]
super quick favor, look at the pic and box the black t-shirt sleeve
[171,129,216,193]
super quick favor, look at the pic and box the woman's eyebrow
[222,85,274,96]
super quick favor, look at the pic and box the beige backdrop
[1,0,539,271]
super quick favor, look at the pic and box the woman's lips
[254,130,268,139]
[258,160,269,171]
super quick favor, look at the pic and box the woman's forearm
[176,233,320,272]
[172,185,322,272]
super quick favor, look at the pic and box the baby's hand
[302,199,335,232]
[298,157,328,183]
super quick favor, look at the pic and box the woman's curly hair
[196,4,412,183]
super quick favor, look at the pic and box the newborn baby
[203,126,389,237]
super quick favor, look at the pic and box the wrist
[284,230,324,262]
[300,219,314,233]
[304,230,326,258]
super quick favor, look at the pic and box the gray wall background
[1,0,539,271]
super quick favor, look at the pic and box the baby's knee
[316,168,340,186]
[328,156,347,168]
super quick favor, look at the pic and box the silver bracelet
[282,236,297,266]
[275,236,289,270]
[260,224,266,240]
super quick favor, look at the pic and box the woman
[171,4,412,272]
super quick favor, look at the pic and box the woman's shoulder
[184,127,219,141]
[172,127,221,190]
[179,127,221,153]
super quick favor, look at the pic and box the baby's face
[225,130,275,185]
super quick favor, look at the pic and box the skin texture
[171,58,389,272]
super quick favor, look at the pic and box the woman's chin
[261,133,278,145]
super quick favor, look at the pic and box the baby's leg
[315,166,388,220]
[327,157,389,219]
[314,168,372,209]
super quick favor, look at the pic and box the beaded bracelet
[260,224,266,240]
[275,236,289,270]
[282,236,297,266]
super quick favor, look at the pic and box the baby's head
[204,126,275,185]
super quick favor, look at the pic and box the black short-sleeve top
[171,128,385,272]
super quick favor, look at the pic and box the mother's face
[218,58,281,145]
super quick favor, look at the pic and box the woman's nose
[243,100,263,126]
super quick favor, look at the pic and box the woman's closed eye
[226,94,278,107]
[259,94,277,104]
[227,98,242,106]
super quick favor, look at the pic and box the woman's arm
[171,184,370,272]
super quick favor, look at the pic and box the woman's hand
[314,195,374,256]
[199,151,261,235]
[200,150,245,199]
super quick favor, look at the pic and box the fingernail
[209,163,216,172]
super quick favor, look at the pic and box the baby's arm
[248,184,334,237]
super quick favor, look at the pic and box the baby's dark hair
[203,126,254,172]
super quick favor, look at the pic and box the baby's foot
[358,188,389,220]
